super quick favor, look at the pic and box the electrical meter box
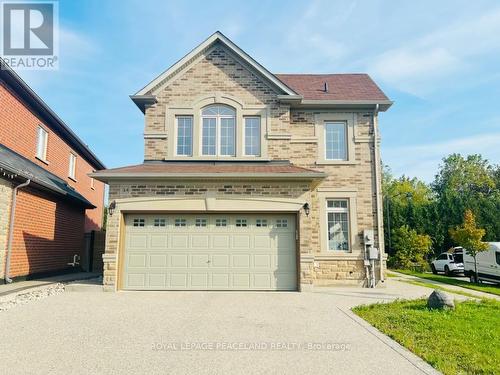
[369,247,379,260]
[363,229,374,246]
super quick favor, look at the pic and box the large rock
[427,290,455,310]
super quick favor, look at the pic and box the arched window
[201,104,236,156]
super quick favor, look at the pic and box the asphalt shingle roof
[0,143,94,208]
[275,73,389,101]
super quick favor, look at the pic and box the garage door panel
[149,274,166,288]
[212,235,230,248]
[232,273,251,288]
[172,235,189,248]
[150,234,168,248]
[191,254,210,267]
[192,235,210,248]
[150,254,167,267]
[254,254,272,268]
[212,254,230,267]
[212,273,230,288]
[190,273,209,288]
[129,234,148,249]
[123,213,296,290]
[128,254,147,268]
[170,254,188,268]
[232,235,251,248]
[232,254,250,268]
[253,273,272,288]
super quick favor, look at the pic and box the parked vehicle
[431,248,464,275]
[464,242,500,284]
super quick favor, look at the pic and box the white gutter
[4,178,30,283]
[373,105,385,284]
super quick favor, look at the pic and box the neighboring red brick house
[0,59,106,282]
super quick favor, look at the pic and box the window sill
[314,253,363,261]
[315,160,359,165]
[35,156,49,165]
[68,176,77,182]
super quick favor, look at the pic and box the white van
[463,242,500,284]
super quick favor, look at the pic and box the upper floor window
[201,105,235,156]
[90,172,95,190]
[36,126,48,161]
[176,116,193,156]
[244,117,261,156]
[68,153,77,180]
[325,122,347,160]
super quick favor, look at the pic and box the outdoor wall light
[303,202,310,217]
[108,200,116,216]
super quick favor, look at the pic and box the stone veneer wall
[0,178,13,280]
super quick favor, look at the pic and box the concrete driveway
[0,280,440,375]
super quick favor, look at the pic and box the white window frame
[326,199,350,252]
[244,116,261,156]
[175,116,193,156]
[200,105,236,157]
[324,121,347,161]
[36,126,48,161]
[90,170,95,190]
[68,153,77,180]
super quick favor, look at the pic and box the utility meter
[369,247,379,260]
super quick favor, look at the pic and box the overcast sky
[17,0,500,182]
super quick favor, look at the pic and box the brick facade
[0,82,105,231]
[1,71,105,281]
[7,187,85,277]
[102,41,385,290]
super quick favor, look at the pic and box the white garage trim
[115,196,307,212]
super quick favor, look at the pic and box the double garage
[122,213,298,291]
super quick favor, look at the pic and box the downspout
[4,179,31,283]
[373,105,385,284]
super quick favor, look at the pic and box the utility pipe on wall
[372,105,385,284]
[4,179,30,283]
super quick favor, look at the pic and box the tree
[449,210,488,282]
[389,225,432,270]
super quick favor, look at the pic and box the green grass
[393,269,500,297]
[354,299,500,375]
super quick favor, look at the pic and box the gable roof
[0,144,94,208]
[0,58,106,170]
[275,74,389,101]
[134,31,298,97]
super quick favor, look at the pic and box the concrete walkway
[0,272,101,297]
[0,279,442,375]
[388,271,500,301]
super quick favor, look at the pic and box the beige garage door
[122,213,297,290]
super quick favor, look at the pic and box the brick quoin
[0,82,104,231]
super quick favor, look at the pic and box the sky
[14,0,500,182]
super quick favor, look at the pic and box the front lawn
[394,269,500,297]
[353,299,500,375]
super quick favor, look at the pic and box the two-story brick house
[93,32,392,291]
[0,59,106,282]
